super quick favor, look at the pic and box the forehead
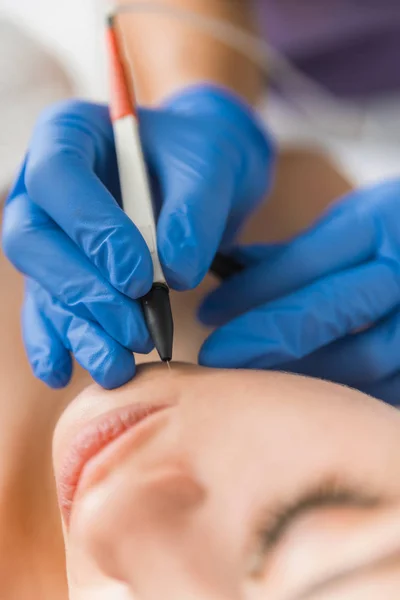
[173,369,400,498]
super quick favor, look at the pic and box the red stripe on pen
[106,21,137,122]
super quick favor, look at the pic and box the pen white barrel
[113,115,166,286]
[106,17,174,363]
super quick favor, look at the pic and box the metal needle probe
[105,15,174,364]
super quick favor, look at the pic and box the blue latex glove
[199,180,400,405]
[2,86,274,389]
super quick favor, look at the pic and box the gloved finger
[199,259,400,369]
[281,308,400,388]
[4,194,153,354]
[26,282,136,389]
[140,109,271,290]
[198,185,386,327]
[22,100,152,298]
[23,283,73,389]
[360,374,400,407]
[148,120,238,289]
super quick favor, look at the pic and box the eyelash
[249,478,379,577]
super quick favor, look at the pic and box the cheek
[301,569,400,600]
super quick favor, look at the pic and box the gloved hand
[2,86,274,389]
[199,180,400,405]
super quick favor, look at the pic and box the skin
[55,364,400,600]
[2,1,397,598]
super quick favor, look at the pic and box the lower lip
[57,402,172,525]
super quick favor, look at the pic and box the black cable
[210,252,245,281]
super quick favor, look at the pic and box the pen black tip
[106,13,115,28]
[141,285,174,363]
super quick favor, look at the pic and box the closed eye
[249,478,381,576]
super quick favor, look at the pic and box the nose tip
[80,463,206,581]
[136,464,206,518]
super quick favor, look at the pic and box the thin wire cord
[107,1,392,141]
[109,2,337,103]
[111,1,269,72]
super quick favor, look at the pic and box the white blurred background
[0,0,106,99]
[0,0,110,192]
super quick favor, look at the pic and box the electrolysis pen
[105,15,174,363]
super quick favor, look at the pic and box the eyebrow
[290,544,400,600]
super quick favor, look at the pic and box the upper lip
[56,402,172,525]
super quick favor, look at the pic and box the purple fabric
[255,1,400,98]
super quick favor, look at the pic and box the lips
[56,402,172,525]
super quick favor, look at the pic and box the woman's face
[53,364,400,600]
